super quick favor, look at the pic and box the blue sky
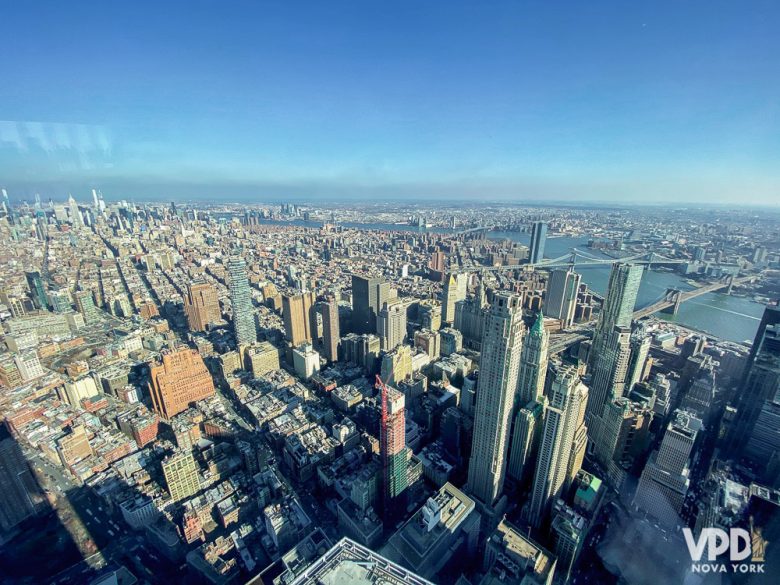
[1,0,778,204]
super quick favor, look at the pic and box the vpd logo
[683,528,764,575]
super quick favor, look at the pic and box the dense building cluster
[0,194,779,584]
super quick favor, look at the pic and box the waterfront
[252,220,764,343]
[489,232,764,343]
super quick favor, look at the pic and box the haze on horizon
[1,1,778,205]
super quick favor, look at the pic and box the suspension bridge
[452,248,687,275]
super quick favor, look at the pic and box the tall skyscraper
[228,255,257,346]
[377,298,407,351]
[586,326,632,424]
[633,410,701,528]
[351,275,389,334]
[545,269,581,328]
[67,194,81,226]
[379,379,409,518]
[508,397,546,485]
[468,292,525,507]
[442,273,468,325]
[317,295,340,362]
[149,348,216,419]
[162,451,200,501]
[516,312,549,405]
[282,291,315,347]
[529,221,547,264]
[727,307,780,456]
[25,271,49,311]
[594,263,643,338]
[183,282,221,332]
[528,365,589,528]
[586,263,643,423]
[0,422,40,532]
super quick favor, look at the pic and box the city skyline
[2,1,779,205]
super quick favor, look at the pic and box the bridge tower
[661,288,683,315]
[726,274,735,295]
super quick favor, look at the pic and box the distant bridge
[632,274,753,318]
[547,273,754,354]
[453,249,687,275]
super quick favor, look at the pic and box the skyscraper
[0,422,40,532]
[727,308,780,457]
[228,255,257,347]
[379,379,408,518]
[516,312,549,405]
[586,263,643,424]
[528,365,589,528]
[545,269,581,328]
[282,291,315,347]
[377,298,407,351]
[351,275,389,334]
[593,263,643,338]
[633,410,701,528]
[317,295,340,362]
[508,397,546,485]
[183,282,221,332]
[25,271,49,311]
[442,273,468,325]
[529,221,547,264]
[149,348,216,419]
[586,325,632,424]
[468,292,525,507]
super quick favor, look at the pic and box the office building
[25,271,48,311]
[317,295,340,362]
[380,344,413,386]
[228,255,257,346]
[442,273,468,325]
[384,483,479,580]
[282,291,316,347]
[516,312,549,405]
[377,298,407,351]
[439,327,463,356]
[529,221,548,265]
[454,280,489,348]
[727,305,780,456]
[183,282,221,332]
[285,537,434,585]
[545,269,580,328]
[245,341,281,378]
[528,366,589,528]
[162,451,201,502]
[633,410,701,528]
[351,274,389,334]
[483,518,557,585]
[508,398,546,485]
[0,422,40,532]
[586,325,632,425]
[292,344,320,380]
[467,292,525,507]
[149,348,215,419]
[418,299,442,331]
[75,290,101,323]
[14,350,45,382]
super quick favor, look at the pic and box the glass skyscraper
[228,255,257,347]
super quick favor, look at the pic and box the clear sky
[1,0,778,204]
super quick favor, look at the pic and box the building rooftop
[287,537,433,585]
